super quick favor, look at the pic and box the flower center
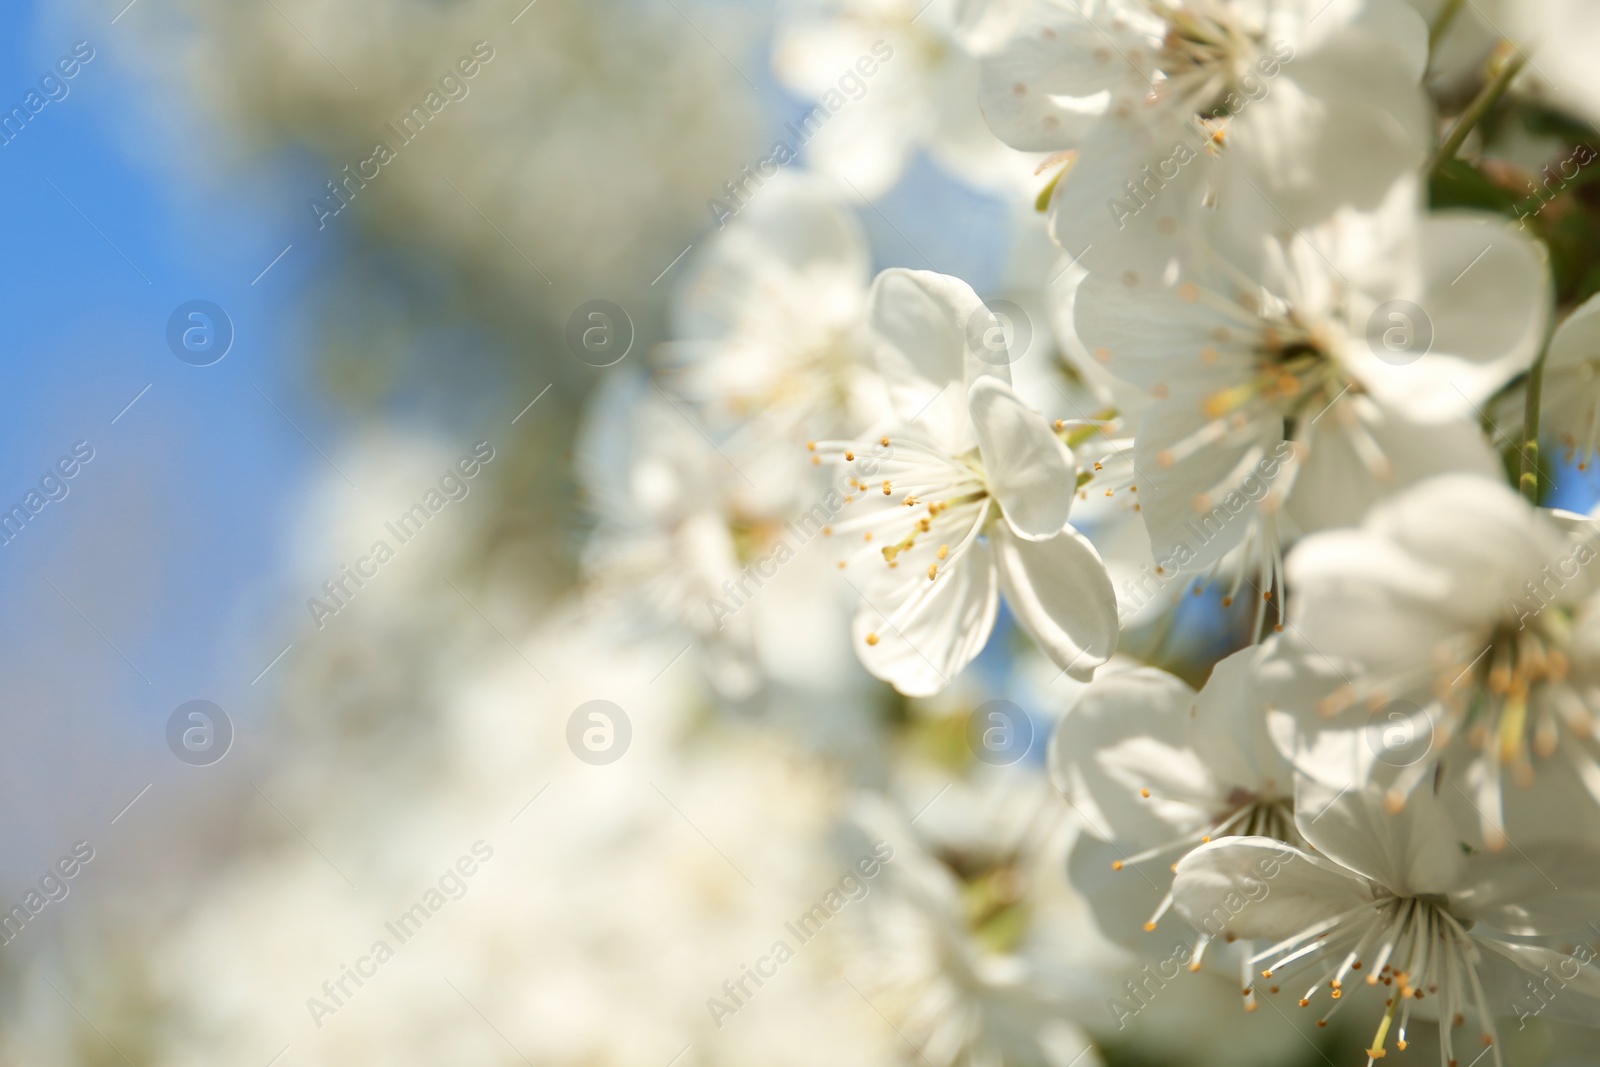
[1151,1,1262,116]
[1201,310,1345,427]
[1464,618,1575,779]
[1260,895,1499,1065]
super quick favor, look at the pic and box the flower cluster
[576,1,1600,1064]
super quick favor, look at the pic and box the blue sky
[0,0,339,882]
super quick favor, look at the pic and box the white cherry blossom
[1172,778,1600,1066]
[1073,182,1547,604]
[816,268,1119,696]
[977,0,1431,263]
[1052,644,1299,1004]
[1268,473,1600,844]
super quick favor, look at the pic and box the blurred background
[2,0,1595,1064]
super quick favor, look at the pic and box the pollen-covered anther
[865,633,879,646]
[882,481,892,495]
[1111,860,1124,871]
[844,450,855,461]
[927,564,938,581]
[936,544,948,560]
[1140,788,1151,798]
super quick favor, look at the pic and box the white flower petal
[1293,779,1465,897]
[850,537,999,696]
[1541,290,1600,463]
[1172,837,1374,943]
[1131,399,1285,574]
[1226,26,1429,229]
[975,0,1126,150]
[1190,643,1296,798]
[968,375,1077,540]
[1049,114,1210,275]
[868,268,1004,453]
[1452,844,1600,936]
[1283,398,1503,536]
[1477,939,1600,1026]
[992,523,1118,680]
[1050,666,1208,845]
[1066,833,1172,949]
[1353,213,1550,420]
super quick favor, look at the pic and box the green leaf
[1428,158,1519,214]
